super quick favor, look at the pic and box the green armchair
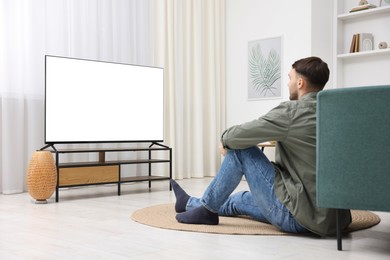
[316,85,390,250]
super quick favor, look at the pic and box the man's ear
[297,77,304,89]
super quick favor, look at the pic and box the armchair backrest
[316,85,390,212]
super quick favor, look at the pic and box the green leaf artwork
[249,43,281,97]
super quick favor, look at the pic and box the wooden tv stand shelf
[49,144,172,202]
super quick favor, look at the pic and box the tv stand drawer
[59,165,119,186]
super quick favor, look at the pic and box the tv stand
[40,143,56,151]
[150,141,170,149]
[43,144,172,202]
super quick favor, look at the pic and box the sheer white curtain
[0,0,163,194]
[164,0,226,179]
[0,0,225,194]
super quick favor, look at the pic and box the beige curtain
[163,0,226,179]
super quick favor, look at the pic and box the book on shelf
[349,4,377,12]
[349,33,374,53]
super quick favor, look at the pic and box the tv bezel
[44,55,165,145]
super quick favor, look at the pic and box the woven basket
[26,151,57,203]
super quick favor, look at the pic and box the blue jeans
[186,147,307,233]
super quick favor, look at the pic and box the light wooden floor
[1,178,389,260]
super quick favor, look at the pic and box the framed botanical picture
[248,36,282,100]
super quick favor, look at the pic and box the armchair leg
[336,209,342,251]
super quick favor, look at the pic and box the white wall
[225,0,333,128]
[311,1,334,88]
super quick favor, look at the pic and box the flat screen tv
[45,55,164,144]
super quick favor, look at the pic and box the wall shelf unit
[337,5,390,20]
[333,0,390,88]
[47,144,172,202]
[337,48,390,59]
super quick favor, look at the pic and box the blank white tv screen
[45,56,164,143]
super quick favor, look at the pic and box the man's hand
[219,142,227,156]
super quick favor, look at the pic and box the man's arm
[221,103,290,150]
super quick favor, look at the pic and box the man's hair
[292,56,329,90]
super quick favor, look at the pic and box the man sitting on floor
[170,56,351,236]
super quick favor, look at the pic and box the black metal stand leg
[336,209,342,251]
[118,166,121,196]
[55,187,59,203]
[169,148,172,191]
[148,149,152,189]
[55,151,59,203]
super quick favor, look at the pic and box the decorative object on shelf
[359,0,368,5]
[26,151,57,204]
[349,33,374,53]
[380,0,390,6]
[378,42,388,49]
[361,33,374,51]
[350,2,377,12]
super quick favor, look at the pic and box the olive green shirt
[221,92,351,236]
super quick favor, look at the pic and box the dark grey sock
[170,179,190,213]
[176,205,219,225]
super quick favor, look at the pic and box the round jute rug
[131,203,381,235]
